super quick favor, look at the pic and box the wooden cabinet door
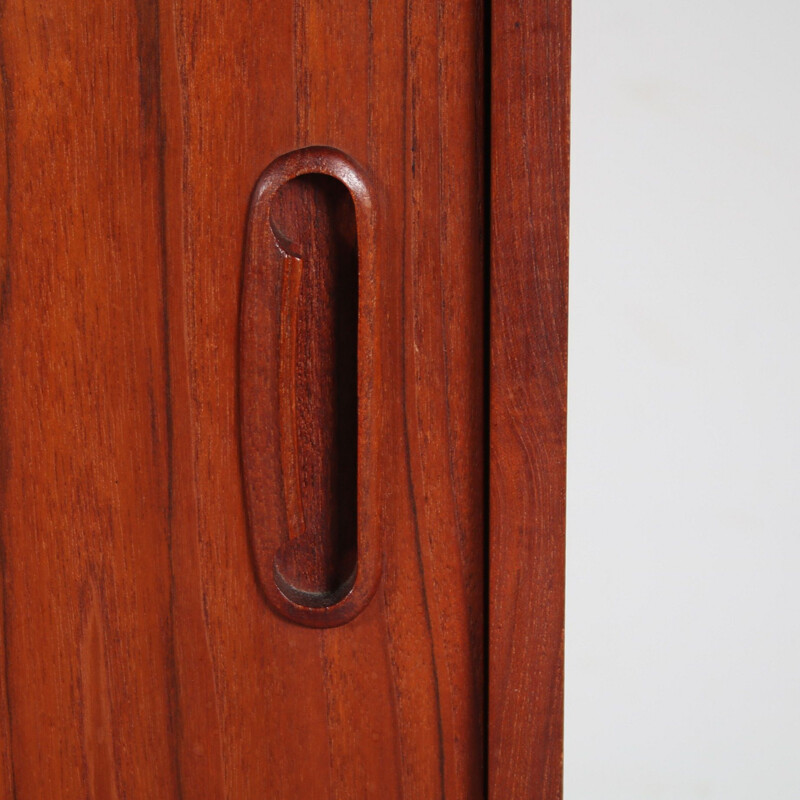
[0,0,568,797]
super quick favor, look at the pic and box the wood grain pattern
[0,0,485,796]
[0,2,179,796]
[489,0,571,798]
[240,146,381,627]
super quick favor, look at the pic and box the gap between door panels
[482,2,493,799]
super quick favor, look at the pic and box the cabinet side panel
[489,1,571,798]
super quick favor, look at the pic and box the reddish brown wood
[240,146,381,627]
[0,0,486,797]
[0,0,572,792]
[0,3,182,797]
[489,1,571,798]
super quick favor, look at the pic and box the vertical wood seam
[0,6,18,793]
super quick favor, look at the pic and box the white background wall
[566,1,800,797]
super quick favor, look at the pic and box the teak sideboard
[0,0,569,796]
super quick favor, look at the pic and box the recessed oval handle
[240,146,381,628]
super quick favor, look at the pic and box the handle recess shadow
[240,147,381,628]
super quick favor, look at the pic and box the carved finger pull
[240,147,381,628]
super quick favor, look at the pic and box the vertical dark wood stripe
[0,13,17,795]
[156,0,226,795]
[132,0,185,793]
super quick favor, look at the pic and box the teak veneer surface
[0,0,568,797]
[0,0,485,797]
[489,1,570,798]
